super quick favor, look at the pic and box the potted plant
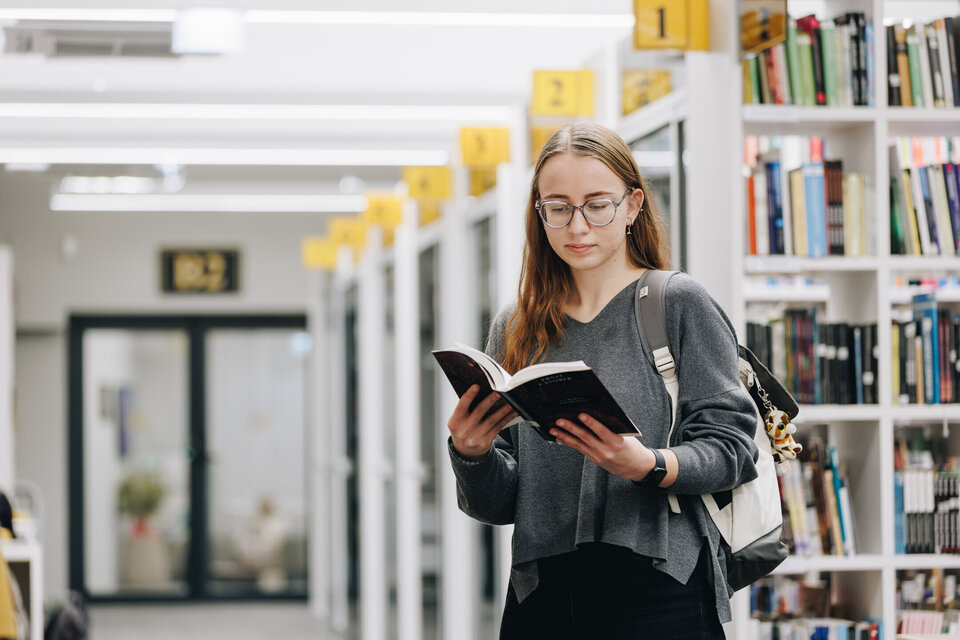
[117,472,164,537]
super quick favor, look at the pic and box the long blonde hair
[501,122,670,373]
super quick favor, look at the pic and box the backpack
[43,591,88,640]
[633,270,799,591]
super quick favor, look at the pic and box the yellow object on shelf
[621,70,672,115]
[469,168,498,197]
[633,0,709,51]
[419,200,442,226]
[328,216,366,254]
[301,236,338,270]
[362,195,403,230]
[404,166,452,200]
[531,70,595,117]
[459,127,510,168]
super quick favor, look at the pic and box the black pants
[500,543,725,640]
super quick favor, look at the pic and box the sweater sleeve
[446,306,520,525]
[663,274,760,495]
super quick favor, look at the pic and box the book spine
[945,163,960,253]
[945,17,960,106]
[920,166,942,254]
[926,23,947,107]
[918,22,935,108]
[790,168,809,256]
[865,20,875,106]
[906,25,926,107]
[934,163,956,256]
[797,27,817,106]
[803,162,829,258]
[855,13,868,105]
[786,18,802,105]
[746,173,757,254]
[888,24,902,105]
[895,24,914,106]
[937,19,955,107]
[820,20,839,105]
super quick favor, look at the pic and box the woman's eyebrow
[541,190,615,200]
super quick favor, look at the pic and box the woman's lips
[566,244,594,254]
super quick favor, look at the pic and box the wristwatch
[638,447,667,486]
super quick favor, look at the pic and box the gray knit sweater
[447,273,760,623]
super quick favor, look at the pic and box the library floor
[89,603,346,640]
[88,602,499,639]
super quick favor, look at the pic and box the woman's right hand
[447,385,519,461]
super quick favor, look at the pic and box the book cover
[433,345,641,442]
[886,24,902,106]
[836,322,851,404]
[945,17,960,106]
[753,168,770,255]
[926,22,947,107]
[796,24,817,106]
[804,439,834,554]
[894,23,914,106]
[906,25,926,107]
[865,21,875,106]
[943,163,960,253]
[937,19,955,107]
[835,15,854,106]
[890,175,907,254]
[820,19,839,105]
[786,18,803,105]
[850,12,868,105]
[764,160,785,254]
[931,162,956,256]
[917,22,936,108]
[746,173,757,254]
[861,323,877,404]
[773,43,793,105]
[891,320,901,402]
[797,15,826,105]
[904,320,918,403]
[824,159,845,255]
[802,161,828,257]
[919,165,942,254]
[789,167,809,256]
[907,148,935,254]
[913,292,940,404]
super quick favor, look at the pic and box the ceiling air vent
[2,20,176,58]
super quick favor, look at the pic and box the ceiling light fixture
[0,8,633,29]
[50,193,368,213]
[0,148,450,167]
[0,103,514,122]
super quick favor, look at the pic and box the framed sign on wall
[160,249,240,294]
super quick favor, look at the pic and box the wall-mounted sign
[160,249,239,294]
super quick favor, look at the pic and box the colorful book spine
[803,162,828,257]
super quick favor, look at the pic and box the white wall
[0,247,12,495]
[0,170,339,599]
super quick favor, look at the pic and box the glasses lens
[541,202,573,227]
[583,199,616,225]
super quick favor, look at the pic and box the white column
[439,170,479,640]
[493,107,530,618]
[329,248,353,633]
[0,246,12,494]
[359,227,387,640]
[307,269,330,622]
[394,201,422,640]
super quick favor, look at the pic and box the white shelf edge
[0,538,41,562]
[890,405,960,422]
[744,256,880,274]
[774,553,885,574]
[743,284,832,303]
[795,405,883,423]
[889,287,960,305]
[742,105,877,124]
[888,256,960,271]
[887,107,960,123]
[893,554,960,570]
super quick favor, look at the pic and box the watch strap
[637,447,667,486]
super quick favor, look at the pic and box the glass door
[70,315,308,600]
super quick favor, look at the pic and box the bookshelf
[735,0,960,636]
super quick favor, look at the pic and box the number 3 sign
[633,0,709,51]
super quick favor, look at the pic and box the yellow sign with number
[531,70,595,117]
[460,127,510,168]
[469,168,498,196]
[301,236,338,270]
[622,70,672,115]
[633,0,709,51]
[328,217,365,251]
[404,166,452,199]
[419,200,442,226]
[362,195,404,229]
[530,125,563,165]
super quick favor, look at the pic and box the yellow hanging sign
[301,236,338,270]
[621,70,672,115]
[361,195,404,230]
[404,166,452,199]
[460,127,510,168]
[633,0,709,51]
[419,200,442,226]
[469,168,498,196]
[530,125,563,165]
[328,216,365,251]
[531,70,595,117]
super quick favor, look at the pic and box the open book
[432,344,640,442]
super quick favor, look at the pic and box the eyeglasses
[536,188,632,229]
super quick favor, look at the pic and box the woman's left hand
[551,413,656,482]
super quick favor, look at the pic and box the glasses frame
[535,187,633,229]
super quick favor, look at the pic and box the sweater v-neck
[564,277,641,326]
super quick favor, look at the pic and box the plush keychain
[764,408,802,469]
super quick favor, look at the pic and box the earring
[626,224,632,236]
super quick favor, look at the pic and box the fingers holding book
[551,413,653,482]
[448,385,519,462]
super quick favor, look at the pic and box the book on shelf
[747,309,877,406]
[894,433,960,555]
[898,570,960,633]
[892,294,960,405]
[887,16,960,108]
[744,12,871,107]
[745,135,868,258]
[432,344,641,443]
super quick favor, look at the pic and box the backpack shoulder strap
[633,269,682,514]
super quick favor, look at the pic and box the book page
[505,360,590,390]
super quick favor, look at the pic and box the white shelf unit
[735,0,960,636]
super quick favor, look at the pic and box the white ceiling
[0,1,638,206]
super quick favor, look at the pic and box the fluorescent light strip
[0,148,449,167]
[0,103,514,121]
[245,11,634,28]
[0,8,633,28]
[51,193,368,213]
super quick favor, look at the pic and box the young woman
[446,122,759,639]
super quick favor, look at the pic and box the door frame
[68,314,307,602]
